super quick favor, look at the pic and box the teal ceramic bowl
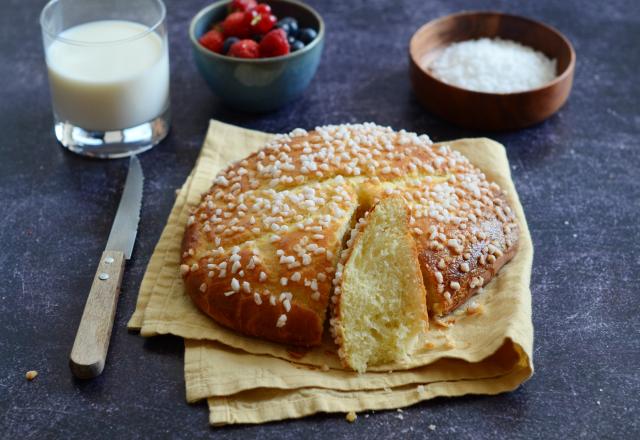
[189,0,325,112]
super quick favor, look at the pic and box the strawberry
[229,0,257,12]
[222,12,250,38]
[228,39,260,58]
[199,29,225,53]
[259,28,290,58]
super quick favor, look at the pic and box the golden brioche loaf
[330,196,428,372]
[180,123,519,349]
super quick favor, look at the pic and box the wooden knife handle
[70,250,125,379]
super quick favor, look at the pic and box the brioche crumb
[333,197,428,372]
[433,319,451,329]
[429,424,436,431]
[346,411,357,422]
[433,317,456,328]
[466,303,484,316]
[25,370,38,381]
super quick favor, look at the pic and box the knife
[70,156,144,379]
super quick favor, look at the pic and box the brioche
[330,196,428,372]
[180,123,519,351]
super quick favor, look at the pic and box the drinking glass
[40,0,170,158]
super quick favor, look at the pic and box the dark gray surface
[1,0,638,438]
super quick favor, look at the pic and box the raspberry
[229,0,257,12]
[259,29,290,58]
[222,12,250,38]
[199,29,225,53]
[244,9,277,35]
[228,39,260,58]
[254,4,272,14]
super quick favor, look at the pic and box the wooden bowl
[409,11,576,131]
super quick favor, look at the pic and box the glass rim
[40,0,167,46]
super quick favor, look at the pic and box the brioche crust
[180,123,519,347]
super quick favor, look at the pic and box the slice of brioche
[330,196,428,373]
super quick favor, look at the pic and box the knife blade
[70,156,144,379]
[105,156,143,259]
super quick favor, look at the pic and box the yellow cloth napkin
[128,120,534,425]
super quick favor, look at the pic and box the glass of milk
[40,0,170,158]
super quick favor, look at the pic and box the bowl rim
[189,0,325,63]
[409,10,576,97]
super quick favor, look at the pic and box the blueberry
[222,37,239,54]
[276,17,298,36]
[297,28,317,44]
[288,35,296,45]
[276,22,290,34]
[290,40,305,52]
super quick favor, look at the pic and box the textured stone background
[1,0,638,438]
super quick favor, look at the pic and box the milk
[46,20,169,132]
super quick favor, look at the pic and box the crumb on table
[346,411,357,422]
[25,370,38,381]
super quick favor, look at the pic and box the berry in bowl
[189,0,324,112]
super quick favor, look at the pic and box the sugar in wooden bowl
[409,12,576,131]
[430,38,557,94]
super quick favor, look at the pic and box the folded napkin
[128,120,534,425]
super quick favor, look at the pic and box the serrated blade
[105,156,143,259]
